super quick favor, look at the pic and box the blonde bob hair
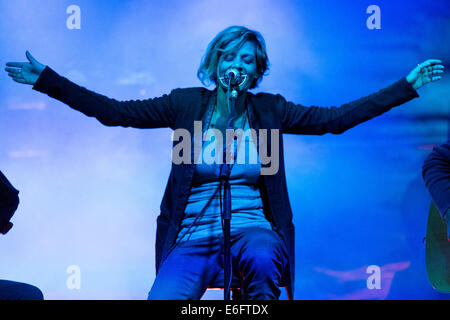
[197,26,270,89]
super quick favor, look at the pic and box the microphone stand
[219,84,238,301]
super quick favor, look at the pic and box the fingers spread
[420,64,445,76]
[422,59,442,67]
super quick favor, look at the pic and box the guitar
[425,202,450,293]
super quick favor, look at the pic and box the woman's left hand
[406,59,444,90]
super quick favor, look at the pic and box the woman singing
[5,26,444,300]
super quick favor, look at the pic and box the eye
[223,54,234,61]
[244,57,254,64]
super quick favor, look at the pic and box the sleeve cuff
[32,66,60,93]
[398,76,419,99]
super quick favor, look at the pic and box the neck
[216,85,247,118]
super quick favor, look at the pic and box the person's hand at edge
[5,51,46,86]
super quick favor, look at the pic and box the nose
[233,64,244,75]
[232,57,244,70]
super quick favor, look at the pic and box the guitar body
[425,202,450,292]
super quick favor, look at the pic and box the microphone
[226,68,241,85]
[218,67,248,90]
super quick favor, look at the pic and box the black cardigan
[32,66,419,299]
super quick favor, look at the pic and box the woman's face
[217,40,258,91]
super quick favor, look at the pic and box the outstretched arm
[280,59,444,135]
[5,51,180,129]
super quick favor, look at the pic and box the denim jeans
[148,227,288,300]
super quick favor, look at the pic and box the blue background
[0,0,449,299]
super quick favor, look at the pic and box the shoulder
[248,91,287,116]
[249,90,281,101]
[167,87,214,117]
[249,91,287,106]
[170,87,213,98]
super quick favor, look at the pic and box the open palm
[406,59,444,90]
[5,51,46,85]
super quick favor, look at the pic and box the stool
[206,273,290,300]
[207,275,244,300]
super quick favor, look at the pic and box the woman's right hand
[5,50,46,85]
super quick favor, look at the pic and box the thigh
[230,227,288,284]
[230,227,289,300]
[148,238,221,300]
[231,227,288,263]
